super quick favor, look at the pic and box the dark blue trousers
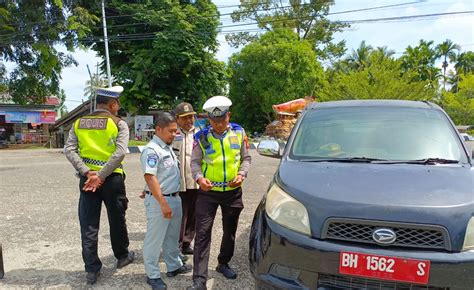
[78,173,130,273]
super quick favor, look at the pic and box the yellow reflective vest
[195,123,243,192]
[74,111,124,174]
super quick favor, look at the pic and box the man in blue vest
[64,86,135,285]
[187,96,252,290]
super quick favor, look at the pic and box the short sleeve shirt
[140,135,181,194]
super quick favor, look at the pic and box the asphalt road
[0,149,280,289]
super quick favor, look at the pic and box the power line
[1,11,472,46]
[0,0,426,34]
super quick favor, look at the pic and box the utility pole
[101,0,112,87]
[86,64,94,113]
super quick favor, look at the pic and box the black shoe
[186,280,207,290]
[146,277,167,290]
[179,252,189,263]
[216,263,237,279]
[166,264,192,277]
[181,246,194,255]
[86,271,100,285]
[117,251,135,269]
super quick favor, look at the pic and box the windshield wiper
[402,158,460,164]
[300,157,388,163]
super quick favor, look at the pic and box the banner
[5,111,57,124]
[134,115,154,140]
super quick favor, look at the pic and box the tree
[322,50,435,102]
[84,73,111,99]
[226,0,348,60]
[228,29,325,133]
[400,40,441,87]
[0,0,99,104]
[79,0,226,112]
[436,39,460,89]
[447,51,474,92]
[346,41,373,70]
[442,73,474,125]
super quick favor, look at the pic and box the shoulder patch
[78,118,108,130]
[146,153,158,167]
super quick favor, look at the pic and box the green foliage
[226,0,348,60]
[442,74,474,125]
[322,50,435,101]
[82,0,226,113]
[0,0,99,104]
[400,40,441,86]
[228,29,325,133]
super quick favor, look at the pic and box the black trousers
[78,173,130,273]
[192,187,243,282]
[179,189,198,249]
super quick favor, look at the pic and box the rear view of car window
[291,106,466,162]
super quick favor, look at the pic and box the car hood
[277,160,474,249]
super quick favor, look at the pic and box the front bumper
[249,207,474,289]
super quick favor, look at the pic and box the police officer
[141,112,192,290]
[64,86,134,285]
[173,102,199,256]
[187,96,251,290]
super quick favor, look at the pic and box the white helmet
[203,96,232,118]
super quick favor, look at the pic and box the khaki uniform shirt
[173,126,199,192]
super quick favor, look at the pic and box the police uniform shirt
[140,135,181,194]
[191,124,252,182]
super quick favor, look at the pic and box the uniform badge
[147,154,158,167]
[230,136,240,149]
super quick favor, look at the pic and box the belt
[82,157,124,170]
[145,191,178,197]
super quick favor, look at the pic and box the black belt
[145,191,178,197]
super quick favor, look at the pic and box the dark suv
[250,100,474,289]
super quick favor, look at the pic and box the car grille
[318,274,448,289]
[321,218,451,250]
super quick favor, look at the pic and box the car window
[291,106,467,162]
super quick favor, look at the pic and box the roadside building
[0,96,60,145]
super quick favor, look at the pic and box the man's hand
[83,171,104,192]
[160,202,173,219]
[139,190,146,199]
[229,174,245,188]
[198,177,213,191]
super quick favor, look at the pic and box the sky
[48,0,474,111]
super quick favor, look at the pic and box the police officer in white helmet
[187,96,252,290]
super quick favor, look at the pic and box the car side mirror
[257,140,282,158]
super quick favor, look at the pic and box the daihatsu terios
[250,100,474,289]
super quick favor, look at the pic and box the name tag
[78,118,108,130]
[163,155,174,168]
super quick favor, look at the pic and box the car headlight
[462,217,474,251]
[265,183,311,236]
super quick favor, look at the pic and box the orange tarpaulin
[272,97,314,114]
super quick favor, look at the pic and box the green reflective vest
[197,124,243,192]
[74,111,124,174]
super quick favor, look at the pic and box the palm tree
[452,51,474,75]
[348,41,373,70]
[373,46,396,62]
[436,39,460,89]
[83,74,110,100]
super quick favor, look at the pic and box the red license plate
[339,251,430,284]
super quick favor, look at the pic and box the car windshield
[290,106,467,163]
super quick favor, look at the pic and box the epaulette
[195,126,211,149]
[230,123,243,131]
